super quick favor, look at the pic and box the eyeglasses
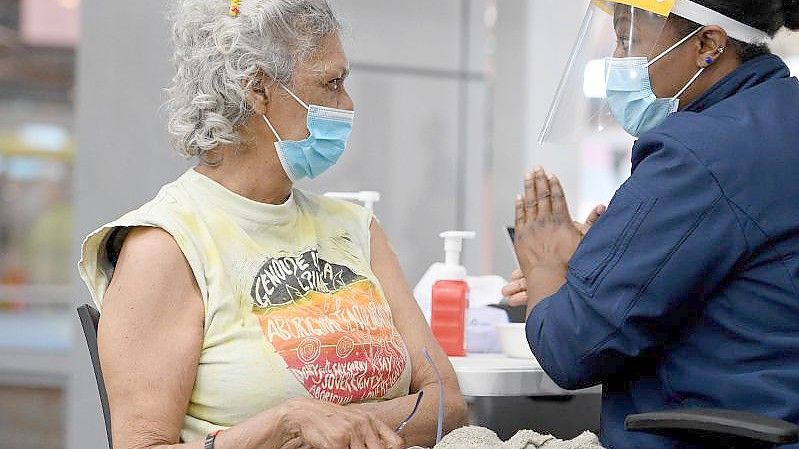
[394,347,445,444]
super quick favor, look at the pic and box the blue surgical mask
[605,27,705,137]
[262,85,354,181]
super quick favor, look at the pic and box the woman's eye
[327,78,343,90]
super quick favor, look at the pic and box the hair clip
[229,0,241,17]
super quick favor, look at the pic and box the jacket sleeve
[526,132,749,390]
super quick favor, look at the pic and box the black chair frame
[77,304,113,449]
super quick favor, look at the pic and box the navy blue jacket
[527,55,799,449]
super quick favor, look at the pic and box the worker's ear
[694,26,729,68]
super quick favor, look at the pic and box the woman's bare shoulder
[107,226,202,310]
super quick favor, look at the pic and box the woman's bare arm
[98,227,292,449]
[350,221,468,446]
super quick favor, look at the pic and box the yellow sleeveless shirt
[78,169,412,442]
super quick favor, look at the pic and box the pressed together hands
[502,167,606,315]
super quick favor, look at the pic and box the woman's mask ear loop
[262,84,312,141]
[262,114,282,142]
[255,82,283,142]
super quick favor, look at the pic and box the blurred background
[1,1,798,448]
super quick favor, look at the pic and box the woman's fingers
[511,268,524,281]
[278,437,305,449]
[360,415,390,449]
[372,417,403,449]
[350,438,368,449]
[549,175,571,221]
[287,399,397,449]
[345,407,401,449]
[534,169,552,218]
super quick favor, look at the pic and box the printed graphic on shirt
[250,250,364,308]
[251,250,407,404]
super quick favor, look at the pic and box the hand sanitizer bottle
[430,231,475,357]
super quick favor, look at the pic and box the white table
[450,353,602,397]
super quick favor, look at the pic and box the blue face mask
[262,85,354,181]
[605,27,705,137]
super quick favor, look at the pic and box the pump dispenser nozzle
[437,231,476,280]
[324,191,381,210]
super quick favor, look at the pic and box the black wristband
[204,430,222,449]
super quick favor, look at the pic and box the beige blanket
[425,426,605,449]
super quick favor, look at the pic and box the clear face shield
[538,1,673,144]
[539,0,772,143]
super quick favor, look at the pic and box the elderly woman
[78,1,467,448]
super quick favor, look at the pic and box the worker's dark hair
[670,0,799,61]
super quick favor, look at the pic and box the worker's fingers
[584,204,607,228]
[515,194,526,229]
[549,175,571,222]
[534,168,552,218]
[511,268,524,281]
[524,172,537,221]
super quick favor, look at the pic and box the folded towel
[430,426,605,449]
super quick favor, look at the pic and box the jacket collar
[684,54,791,113]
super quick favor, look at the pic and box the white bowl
[495,323,538,360]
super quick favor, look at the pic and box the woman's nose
[340,90,354,111]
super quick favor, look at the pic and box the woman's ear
[246,78,271,116]
[696,25,729,68]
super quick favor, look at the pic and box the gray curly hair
[164,0,341,161]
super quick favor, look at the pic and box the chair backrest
[77,304,113,449]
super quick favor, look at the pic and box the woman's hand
[511,168,605,313]
[278,398,404,449]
